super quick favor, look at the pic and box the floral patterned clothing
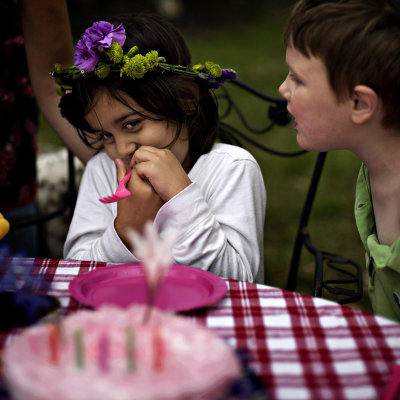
[1,0,38,212]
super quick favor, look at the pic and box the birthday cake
[3,305,241,400]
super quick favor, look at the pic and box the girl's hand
[131,146,192,202]
[114,158,164,245]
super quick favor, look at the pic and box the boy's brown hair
[284,0,400,129]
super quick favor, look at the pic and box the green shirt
[355,163,400,322]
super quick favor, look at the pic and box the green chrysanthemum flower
[205,61,222,78]
[106,42,124,64]
[95,62,111,79]
[126,46,139,58]
[56,85,65,96]
[192,64,204,72]
[121,54,148,79]
[54,63,64,74]
[54,77,65,86]
[145,50,161,70]
[74,68,84,79]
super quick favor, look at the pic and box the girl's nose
[115,138,136,161]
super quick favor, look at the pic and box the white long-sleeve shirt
[64,143,266,283]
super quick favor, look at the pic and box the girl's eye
[125,119,142,130]
[97,132,114,143]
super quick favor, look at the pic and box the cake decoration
[125,325,136,371]
[98,332,110,372]
[151,325,164,372]
[74,328,85,369]
[128,222,177,322]
[3,305,242,400]
[47,323,61,365]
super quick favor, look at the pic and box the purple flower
[74,42,98,72]
[74,21,126,72]
[208,69,238,89]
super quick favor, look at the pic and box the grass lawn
[38,1,372,313]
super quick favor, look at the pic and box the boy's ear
[351,85,379,124]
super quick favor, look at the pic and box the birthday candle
[152,325,164,372]
[98,332,110,373]
[48,323,60,364]
[74,329,84,369]
[125,326,136,372]
[127,222,176,324]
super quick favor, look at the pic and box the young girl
[53,14,266,283]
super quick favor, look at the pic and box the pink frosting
[4,305,240,400]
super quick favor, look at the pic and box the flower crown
[51,21,237,96]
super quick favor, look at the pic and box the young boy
[279,0,400,321]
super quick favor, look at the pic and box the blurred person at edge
[1,0,94,256]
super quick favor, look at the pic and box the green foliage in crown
[52,44,169,96]
[51,20,237,96]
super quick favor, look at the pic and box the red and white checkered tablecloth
[1,258,400,400]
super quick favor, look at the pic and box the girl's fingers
[115,158,127,181]
[131,146,160,163]
[126,166,150,193]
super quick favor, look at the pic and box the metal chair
[217,79,363,304]
[7,149,78,255]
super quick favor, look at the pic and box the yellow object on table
[0,213,10,240]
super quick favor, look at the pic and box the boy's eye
[289,72,302,84]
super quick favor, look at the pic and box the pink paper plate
[69,263,228,312]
